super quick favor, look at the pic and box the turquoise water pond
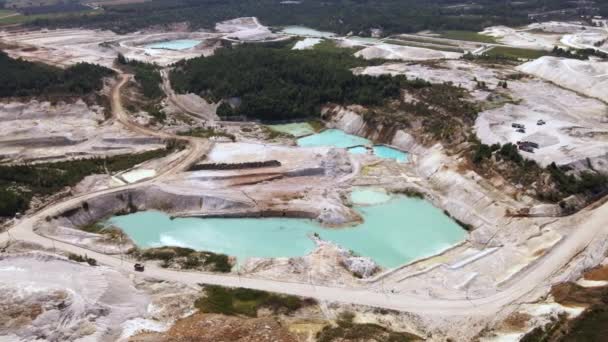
[145,39,201,50]
[373,145,408,163]
[108,193,465,268]
[297,129,370,149]
[297,129,408,162]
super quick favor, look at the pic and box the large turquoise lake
[109,193,465,268]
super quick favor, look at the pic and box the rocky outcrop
[321,105,398,144]
[342,256,380,278]
[240,236,380,285]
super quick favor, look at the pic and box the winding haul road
[2,72,608,317]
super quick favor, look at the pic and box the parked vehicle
[134,263,145,272]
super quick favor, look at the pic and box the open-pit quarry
[2,15,608,342]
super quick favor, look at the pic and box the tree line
[0,149,169,217]
[26,0,541,36]
[0,51,114,98]
[169,43,408,121]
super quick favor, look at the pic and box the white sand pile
[517,56,608,103]
[561,30,608,54]
[357,60,502,91]
[481,26,560,50]
[355,43,461,61]
[526,21,588,34]
[215,17,275,41]
[292,37,322,50]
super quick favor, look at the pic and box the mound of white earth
[215,17,275,41]
[355,44,460,61]
[481,26,560,50]
[517,56,608,102]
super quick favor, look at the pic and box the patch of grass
[317,311,421,342]
[391,188,424,199]
[177,127,235,141]
[384,39,464,53]
[195,286,313,317]
[308,120,325,133]
[438,30,498,44]
[484,46,548,60]
[261,126,294,140]
[386,35,459,46]
[80,222,106,234]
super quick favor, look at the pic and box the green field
[438,30,498,44]
[0,9,17,17]
[387,35,460,47]
[384,39,464,53]
[484,46,548,60]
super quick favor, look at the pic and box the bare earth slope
[517,56,608,103]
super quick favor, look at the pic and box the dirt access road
[2,71,608,318]
[111,73,212,178]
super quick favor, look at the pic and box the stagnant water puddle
[297,129,408,163]
[108,190,465,268]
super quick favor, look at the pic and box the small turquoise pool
[373,145,408,163]
[145,39,201,50]
[297,129,370,149]
[108,193,465,268]
[297,129,408,162]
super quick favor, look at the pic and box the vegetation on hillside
[0,149,171,217]
[116,54,163,100]
[195,286,313,317]
[170,42,408,121]
[0,51,114,98]
[521,281,608,342]
[317,311,421,342]
[469,140,608,205]
[133,246,232,272]
[550,46,608,60]
[24,0,544,35]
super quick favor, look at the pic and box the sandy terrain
[0,252,150,341]
[2,21,608,341]
[475,79,608,167]
[216,17,279,42]
[355,43,461,61]
[518,56,608,103]
[0,100,164,164]
[0,17,282,67]
[481,26,562,50]
[355,59,510,101]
